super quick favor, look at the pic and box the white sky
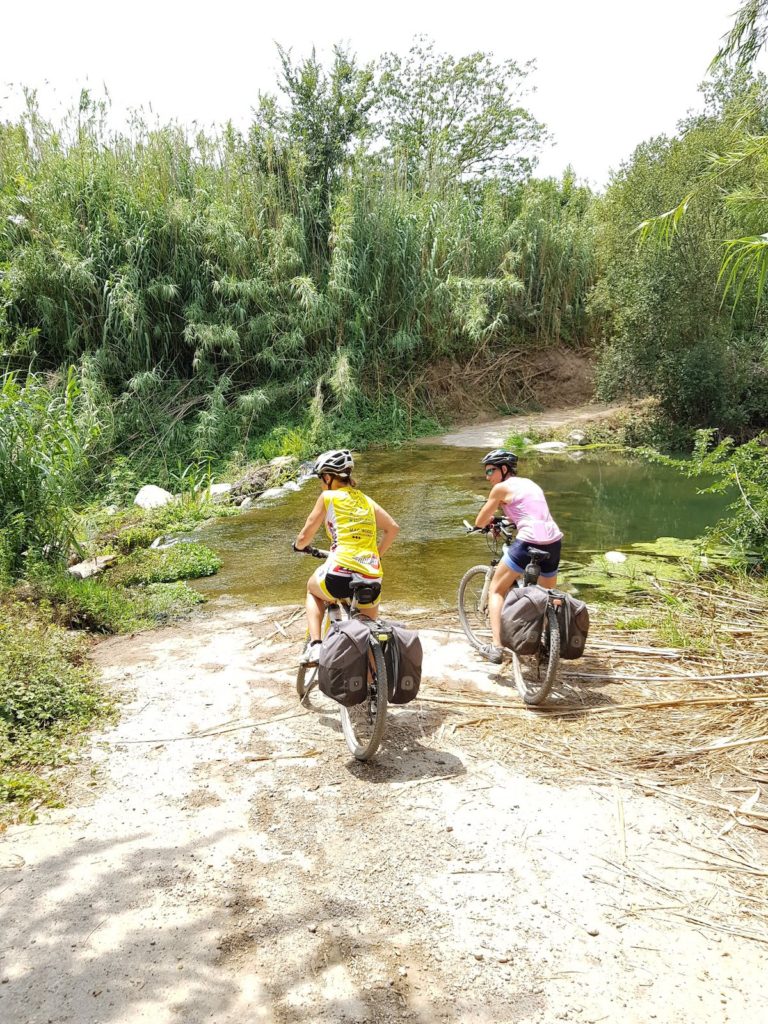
[1,0,760,186]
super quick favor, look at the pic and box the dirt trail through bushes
[2,604,767,1023]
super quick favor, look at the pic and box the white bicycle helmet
[313,448,354,477]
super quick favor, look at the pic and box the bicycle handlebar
[462,515,515,536]
[292,543,330,559]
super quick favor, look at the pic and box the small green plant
[0,771,57,819]
[110,542,222,587]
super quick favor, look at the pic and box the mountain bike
[294,546,396,760]
[458,516,561,706]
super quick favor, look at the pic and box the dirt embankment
[2,604,766,1023]
[412,346,599,427]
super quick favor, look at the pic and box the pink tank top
[501,478,563,545]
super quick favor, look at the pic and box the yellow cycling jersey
[322,488,382,578]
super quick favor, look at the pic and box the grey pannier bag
[556,593,590,659]
[500,585,549,655]
[318,618,370,706]
[384,623,423,704]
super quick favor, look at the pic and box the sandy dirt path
[2,603,766,1023]
[419,403,631,448]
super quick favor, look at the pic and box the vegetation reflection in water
[193,447,730,609]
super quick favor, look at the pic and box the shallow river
[194,446,729,610]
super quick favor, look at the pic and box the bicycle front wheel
[457,565,494,651]
[511,604,560,706]
[296,662,318,698]
[296,608,335,699]
[340,639,388,761]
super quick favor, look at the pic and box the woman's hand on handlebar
[292,542,329,559]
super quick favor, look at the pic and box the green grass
[109,542,222,587]
[25,565,206,633]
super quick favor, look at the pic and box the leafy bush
[0,369,110,575]
[0,603,102,736]
[0,600,112,824]
[645,430,768,564]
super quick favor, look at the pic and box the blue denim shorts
[503,539,562,578]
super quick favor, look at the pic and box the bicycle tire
[511,603,560,706]
[457,564,494,651]
[340,638,388,761]
[296,662,319,698]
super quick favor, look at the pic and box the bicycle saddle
[527,547,551,559]
[349,575,382,605]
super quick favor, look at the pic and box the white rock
[67,555,117,580]
[604,551,627,563]
[270,456,295,468]
[207,482,233,497]
[150,536,179,551]
[258,487,286,501]
[238,497,254,510]
[531,441,568,452]
[283,481,300,492]
[567,430,587,444]
[134,485,175,509]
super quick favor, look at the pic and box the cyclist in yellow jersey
[293,449,400,664]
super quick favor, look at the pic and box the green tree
[260,44,376,264]
[377,38,546,187]
[596,72,768,432]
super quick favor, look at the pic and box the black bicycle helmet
[481,448,519,470]
[314,448,354,477]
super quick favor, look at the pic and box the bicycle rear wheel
[340,639,388,760]
[457,565,494,651]
[511,604,560,706]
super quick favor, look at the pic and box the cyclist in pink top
[474,449,563,664]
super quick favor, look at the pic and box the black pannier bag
[384,623,423,704]
[318,618,371,706]
[500,585,549,655]
[556,593,590,659]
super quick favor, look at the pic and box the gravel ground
[1,603,766,1023]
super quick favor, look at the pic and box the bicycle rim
[457,565,494,651]
[512,605,560,706]
[340,639,388,760]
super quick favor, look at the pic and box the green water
[193,447,730,610]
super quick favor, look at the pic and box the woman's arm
[372,502,400,556]
[475,484,505,528]
[294,495,326,550]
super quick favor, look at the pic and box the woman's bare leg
[306,574,328,641]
